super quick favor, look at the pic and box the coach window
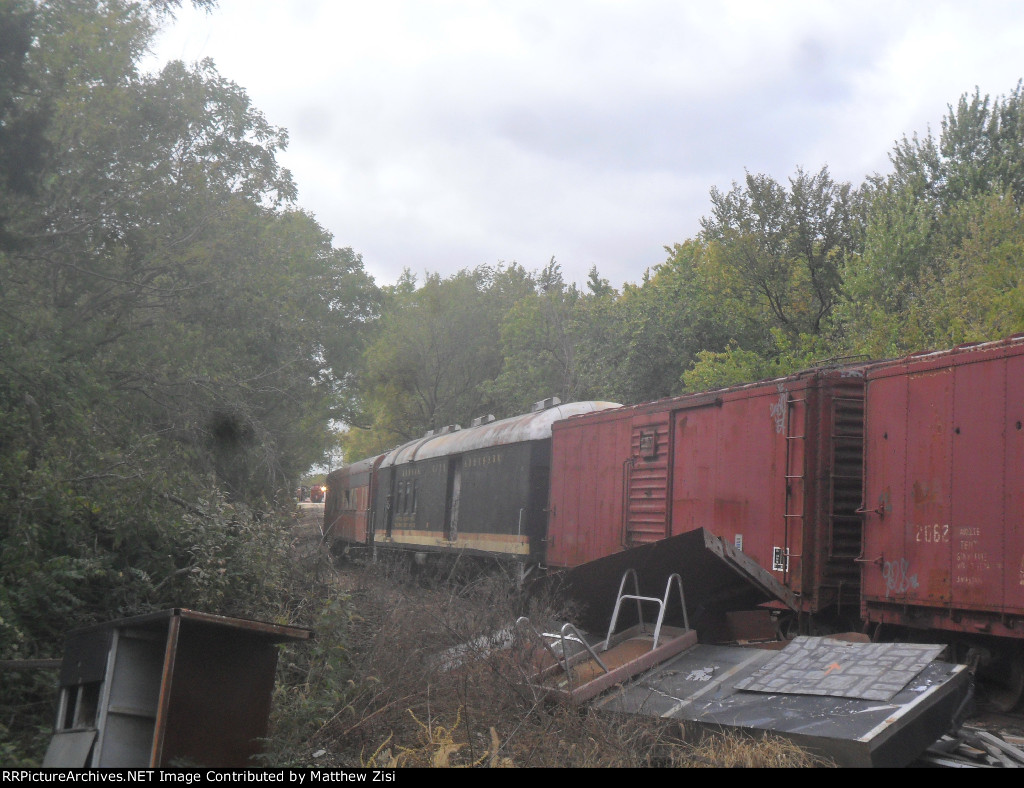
[411,479,417,513]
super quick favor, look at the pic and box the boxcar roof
[378,400,620,467]
[326,452,384,486]
[864,333,1024,380]
[552,361,872,430]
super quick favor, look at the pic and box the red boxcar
[548,365,868,617]
[860,335,1024,644]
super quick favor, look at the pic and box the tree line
[1,0,1023,764]
[346,83,1024,455]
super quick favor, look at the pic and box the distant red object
[309,485,325,503]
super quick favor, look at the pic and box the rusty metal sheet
[732,637,946,701]
[534,527,797,634]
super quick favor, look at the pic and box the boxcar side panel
[951,358,1004,609]
[905,366,955,607]
[547,413,632,568]
[1006,356,1024,613]
[862,337,1024,638]
[671,387,792,595]
[861,371,910,606]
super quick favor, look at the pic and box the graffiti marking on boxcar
[913,523,950,544]
[883,558,919,597]
[770,389,787,434]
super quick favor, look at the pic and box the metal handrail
[514,616,609,693]
[605,571,688,650]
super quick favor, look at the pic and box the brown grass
[278,535,834,769]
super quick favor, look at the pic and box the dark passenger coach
[325,399,619,564]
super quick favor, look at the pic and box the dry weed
[299,550,834,768]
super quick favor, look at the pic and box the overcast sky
[146,1,1024,290]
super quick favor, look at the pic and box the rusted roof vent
[531,396,562,413]
[470,414,496,427]
[424,425,460,437]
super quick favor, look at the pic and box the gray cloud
[148,0,1024,289]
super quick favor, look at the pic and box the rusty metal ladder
[780,394,807,580]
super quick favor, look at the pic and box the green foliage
[836,82,1024,356]
[592,240,769,403]
[360,264,533,442]
[0,0,377,764]
[699,166,864,339]
[260,594,362,767]
[890,80,1024,210]
[484,259,597,411]
[682,331,841,392]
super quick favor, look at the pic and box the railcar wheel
[981,645,1024,713]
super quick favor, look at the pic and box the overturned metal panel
[43,609,312,768]
[596,638,971,768]
[536,528,797,634]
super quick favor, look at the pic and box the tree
[484,259,599,410]
[699,166,864,339]
[360,266,524,442]
[890,81,1024,212]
